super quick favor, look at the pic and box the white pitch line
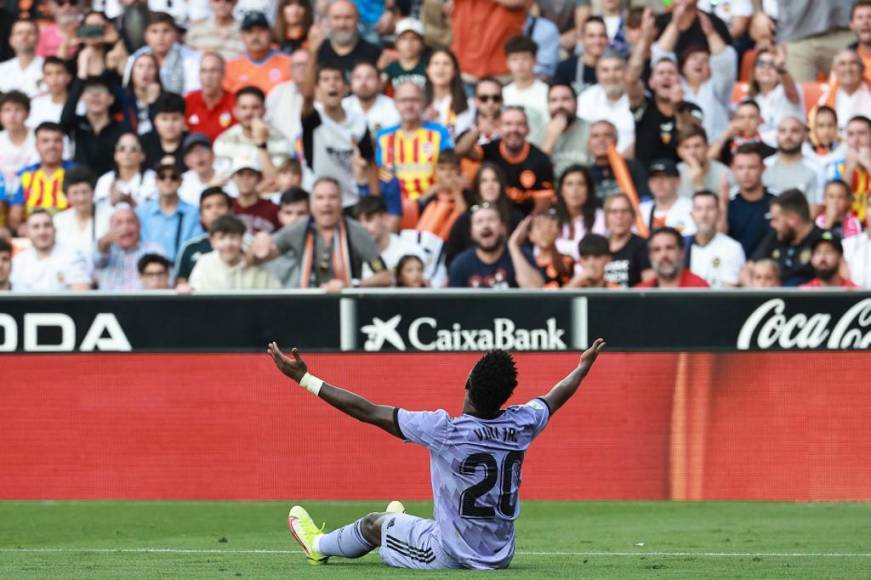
[1,548,870,558]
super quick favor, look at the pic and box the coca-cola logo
[737,298,871,350]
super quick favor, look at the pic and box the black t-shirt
[728,190,775,258]
[589,159,652,203]
[718,137,777,167]
[384,60,428,94]
[553,55,597,94]
[752,226,826,287]
[480,140,555,215]
[316,39,382,79]
[141,130,188,173]
[633,96,679,169]
[444,207,524,266]
[175,235,212,281]
[448,245,520,288]
[654,10,732,59]
[604,234,651,288]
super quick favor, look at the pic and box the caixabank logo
[361,315,567,352]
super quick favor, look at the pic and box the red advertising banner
[1,353,869,501]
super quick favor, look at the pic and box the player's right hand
[579,338,606,370]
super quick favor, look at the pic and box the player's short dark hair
[677,123,708,146]
[649,226,684,249]
[692,189,718,204]
[466,350,518,417]
[0,237,12,255]
[137,253,172,274]
[280,187,310,206]
[437,149,460,168]
[0,90,30,113]
[62,166,95,192]
[35,121,64,136]
[771,188,811,222]
[209,214,247,236]
[578,233,610,258]
[235,85,266,103]
[354,195,387,219]
[152,91,185,115]
[733,143,763,161]
[504,35,537,57]
[199,186,232,208]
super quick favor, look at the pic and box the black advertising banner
[0,293,340,353]
[2,291,871,353]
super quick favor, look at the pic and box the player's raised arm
[267,343,403,439]
[539,338,606,416]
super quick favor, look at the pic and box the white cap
[395,18,424,38]
[231,154,263,175]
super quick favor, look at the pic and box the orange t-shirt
[451,0,525,78]
[225,51,293,95]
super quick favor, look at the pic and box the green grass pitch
[1,501,869,579]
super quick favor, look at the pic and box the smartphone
[76,24,105,39]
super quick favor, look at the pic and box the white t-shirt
[503,80,551,147]
[844,234,871,289]
[26,94,65,129]
[265,80,303,142]
[52,206,111,270]
[94,170,159,206]
[0,130,38,193]
[343,94,401,137]
[0,56,44,98]
[834,84,871,131]
[10,243,91,291]
[697,0,753,24]
[577,84,635,155]
[755,84,806,147]
[639,197,697,236]
[363,233,425,279]
[431,95,475,140]
[178,169,239,206]
[688,232,746,288]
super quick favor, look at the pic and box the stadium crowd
[0,0,870,291]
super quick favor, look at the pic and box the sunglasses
[477,94,502,103]
[157,172,180,181]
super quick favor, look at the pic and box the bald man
[316,0,382,78]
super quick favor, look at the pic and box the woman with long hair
[804,105,844,170]
[554,165,606,261]
[275,0,315,54]
[749,45,803,145]
[93,132,158,207]
[121,52,163,135]
[444,163,522,265]
[425,48,474,138]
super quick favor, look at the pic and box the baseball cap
[182,133,212,156]
[231,155,263,175]
[241,11,270,31]
[395,18,424,38]
[811,231,843,255]
[648,159,679,178]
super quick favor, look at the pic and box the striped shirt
[4,161,75,216]
[375,123,453,201]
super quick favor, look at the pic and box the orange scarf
[298,219,352,288]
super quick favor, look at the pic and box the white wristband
[299,372,323,396]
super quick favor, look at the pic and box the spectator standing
[801,233,859,288]
[11,210,91,291]
[451,0,525,82]
[189,215,280,290]
[121,53,163,135]
[187,0,245,60]
[631,55,683,168]
[136,162,203,261]
[225,11,293,94]
[185,52,237,142]
[0,20,43,98]
[175,187,234,287]
[778,0,854,82]
[686,189,745,287]
[94,205,166,290]
[635,226,710,288]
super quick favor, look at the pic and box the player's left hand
[268,342,308,382]
[579,338,606,370]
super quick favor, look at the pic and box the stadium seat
[801,82,830,115]
[731,82,750,105]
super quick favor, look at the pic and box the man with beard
[449,203,527,288]
[763,117,823,212]
[343,61,400,136]
[470,107,555,216]
[635,226,709,288]
[10,209,91,291]
[540,84,591,178]
[686,190,745,287]
[748,189,825,287]
[226,12,293,94]
[577,50,636,156]
[801,233,858,288]
[316,0,382,78]
[586,120,650,202]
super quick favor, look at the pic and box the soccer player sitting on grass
[267,338,606,570]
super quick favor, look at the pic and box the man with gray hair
[576,49,635,156]
[762,116,824,213]
[94,205,167,290]
[316,0,382,78]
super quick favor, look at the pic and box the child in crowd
[383,19,428,95]
[395,254,428,287]
[816,179,863,239]
[415,150,467,240]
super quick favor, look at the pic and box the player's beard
[816,264,838,281]
[654,259,680,280]
[476,232,505,254]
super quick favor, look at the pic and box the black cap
[648,158,679,178]
[811,231,843,255]
[182,132,211,156]
[241,11,270,31]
